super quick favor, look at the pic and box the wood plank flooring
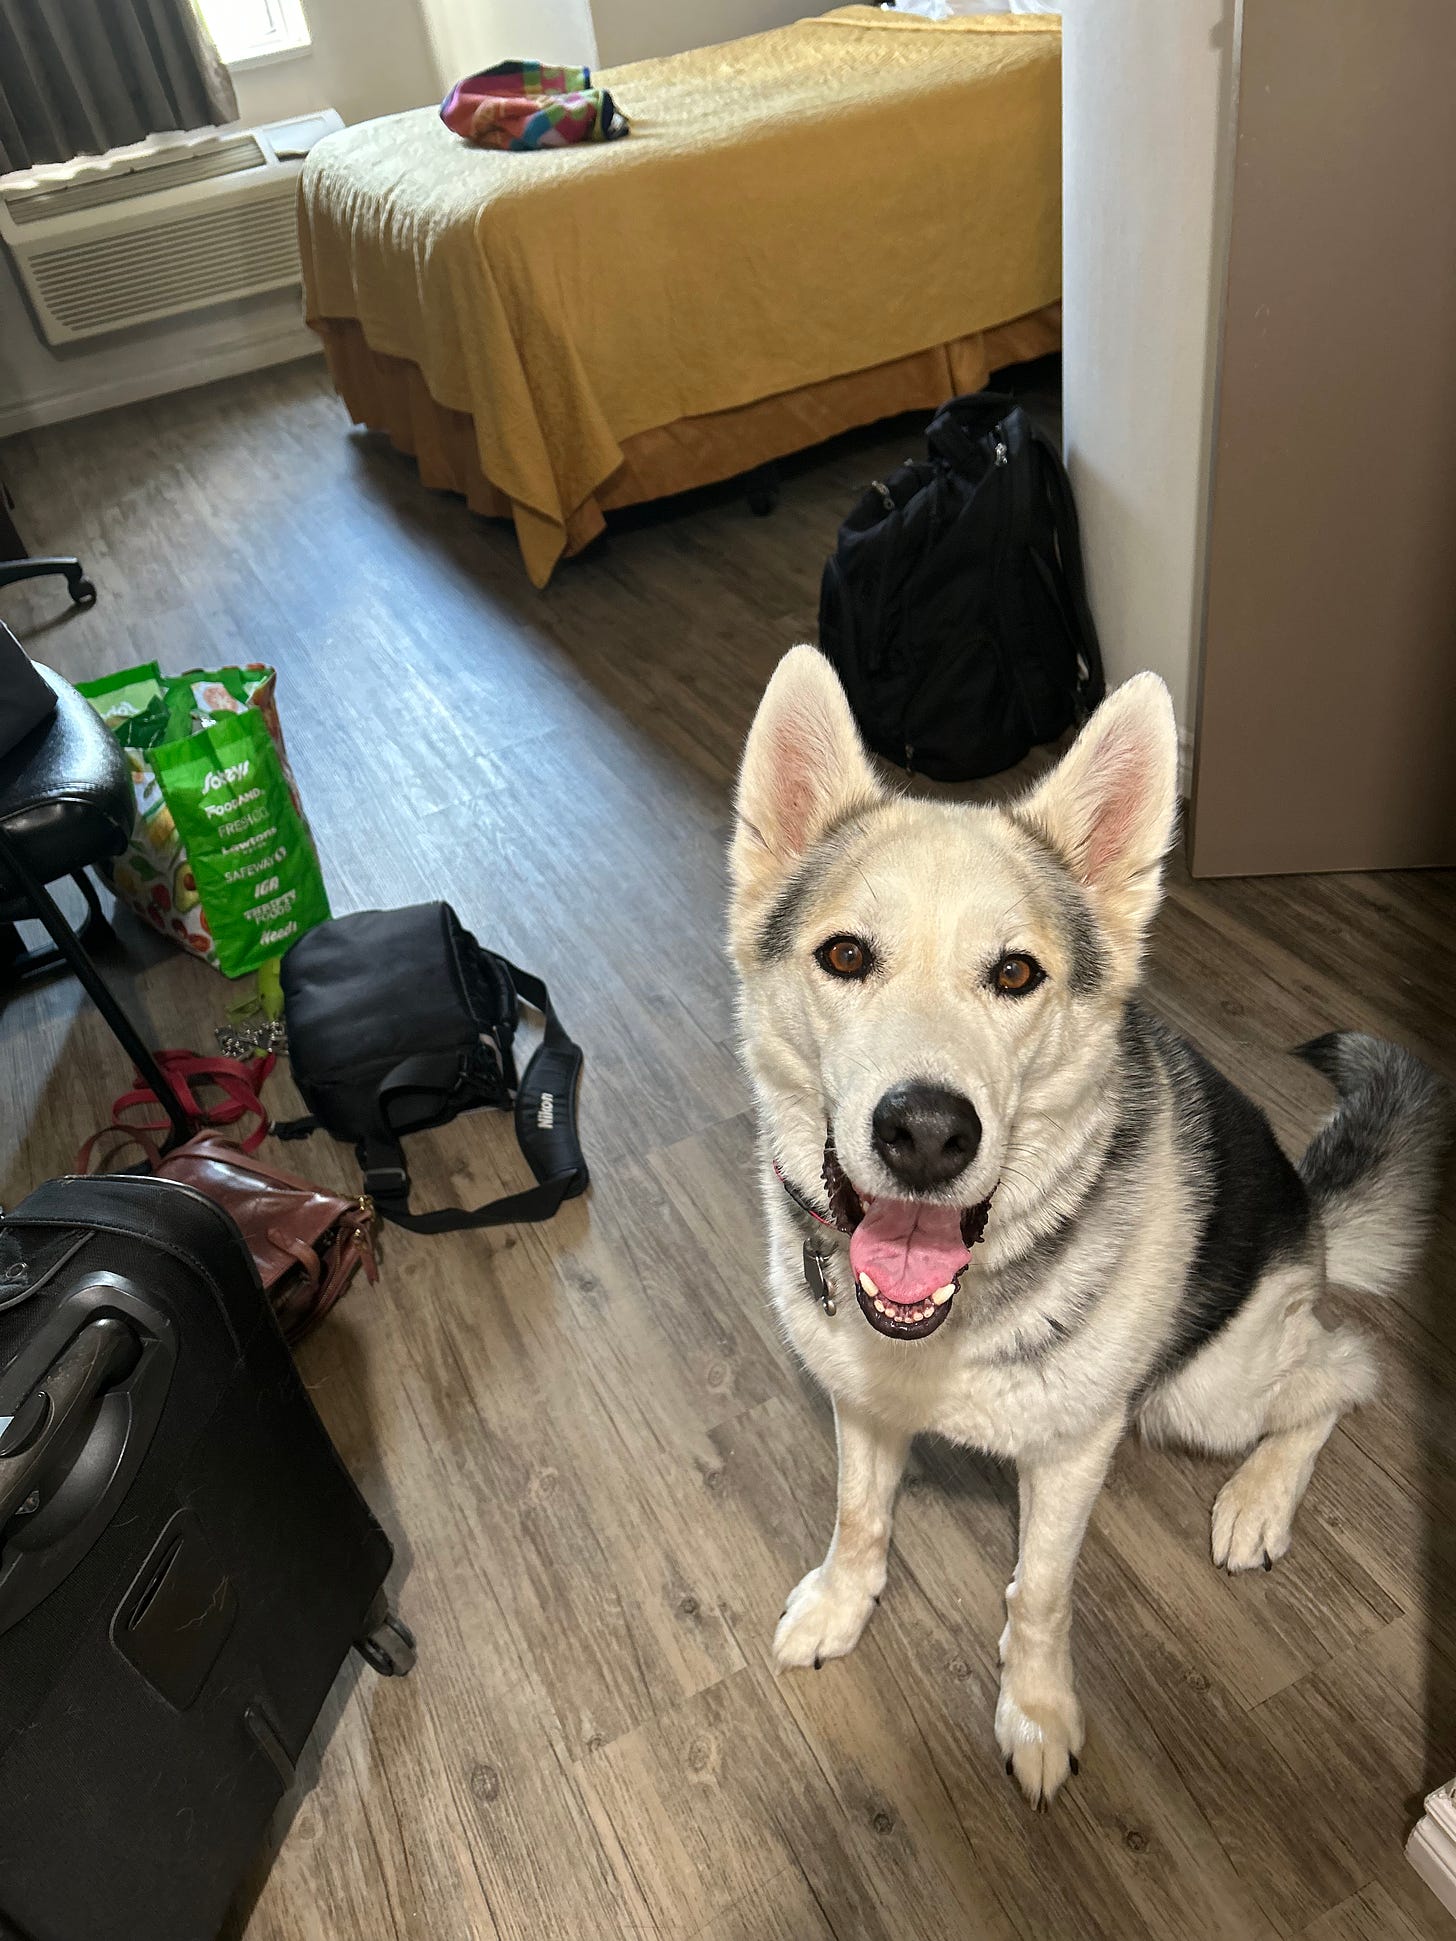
[3,358,1455,1940]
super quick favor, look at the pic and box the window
[195,0,311,68]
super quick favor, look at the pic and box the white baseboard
[0,315,321,439]
[1408,1784,1456,1918]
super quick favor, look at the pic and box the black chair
[0,485,94,608]
[0,658,189,1144]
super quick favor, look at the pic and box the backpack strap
[359,961,588,1233]
[1026,422,1106,715]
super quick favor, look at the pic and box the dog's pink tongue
[849,1199,970,1307]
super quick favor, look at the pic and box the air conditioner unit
[0,111,343,345]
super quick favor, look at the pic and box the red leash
[102,1048,275,1154]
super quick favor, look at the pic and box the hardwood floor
[3,358,1455,1941]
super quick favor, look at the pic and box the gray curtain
[0,0,239,174]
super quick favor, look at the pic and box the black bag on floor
[0,1173,412,1941]
[818,391,1105,781]
[277,901,589,1234]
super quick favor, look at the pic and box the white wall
[231,0,438,127]
[591,0,803,68]
[1061,0,1236,739]
[414,0,793,81]
[0,0,439,433]
[417,0,597,92]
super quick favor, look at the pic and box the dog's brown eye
[817,934,873,980]
[994,953,1044,996]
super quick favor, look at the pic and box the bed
[298,6,1062,586]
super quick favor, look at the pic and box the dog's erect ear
[731,646,883,907]
[1018,672,1178,947]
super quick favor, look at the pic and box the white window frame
[195,0,312,71]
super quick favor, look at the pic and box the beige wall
[1189,0,1456,875]
[1060,0,1235,738]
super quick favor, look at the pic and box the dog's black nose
[871,1082,982,1192]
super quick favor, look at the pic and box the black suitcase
[0,1174,413,1941]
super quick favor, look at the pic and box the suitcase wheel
[356,1608,417,1678]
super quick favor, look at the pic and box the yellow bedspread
[299,7,1061,585]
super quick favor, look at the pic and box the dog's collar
[772,1158,854,1235]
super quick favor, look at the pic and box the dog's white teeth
[874,1299,888,1315]
[932,1284,955,1306]
[859,1272,879,1297]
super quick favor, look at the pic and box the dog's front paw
[995,1668,1084,1808]
[772,1565,879,1672]
[1211,1464,1295,1574]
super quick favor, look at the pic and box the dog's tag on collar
[802,1239,837,1317]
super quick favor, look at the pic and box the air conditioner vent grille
[28,191,301,335]
[3,135,267,226]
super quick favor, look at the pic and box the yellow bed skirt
[314,304,1062,565]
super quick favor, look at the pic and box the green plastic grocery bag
[150,706,330,977]
[78,662,329,977]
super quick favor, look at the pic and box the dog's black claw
[1263,1552,1273,1572]
[1005,1756,1015,1777]
[1036,1794,1050,1815]
[813,1654,822,1670]
[1068,1754,1079,1776]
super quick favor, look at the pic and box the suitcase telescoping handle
[0,1317,142,1527]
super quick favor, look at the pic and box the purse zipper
[353,1195,379,1280]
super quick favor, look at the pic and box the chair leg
[71,868,111,948]
[0,557,96,605]
[0,852,191,1147]
[2,873,109,977]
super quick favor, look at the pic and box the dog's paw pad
[995,1676,1083,1809]
[772,1566,880,1673]
[1211,1470,1295,1574]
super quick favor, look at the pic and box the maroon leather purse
[79,1129,378,1343]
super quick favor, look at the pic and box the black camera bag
[277,902,587,1233]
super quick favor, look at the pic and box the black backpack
[818,392,1105,781]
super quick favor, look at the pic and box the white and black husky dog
[729,645,1450,1808]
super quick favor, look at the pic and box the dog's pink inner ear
[1031,685,1175,896]
[1079,732,1158,886]
[736,645,881,877]
[767,715,837,856]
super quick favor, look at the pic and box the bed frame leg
[744,462,781,517]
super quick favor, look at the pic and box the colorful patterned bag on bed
[440,61,630,151]
[76,662,330,977]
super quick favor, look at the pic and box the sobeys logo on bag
[202,761,251,791]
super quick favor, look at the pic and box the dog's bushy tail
[1296,1032,1452,1295]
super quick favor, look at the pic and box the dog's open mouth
[823,1141,990,1342]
